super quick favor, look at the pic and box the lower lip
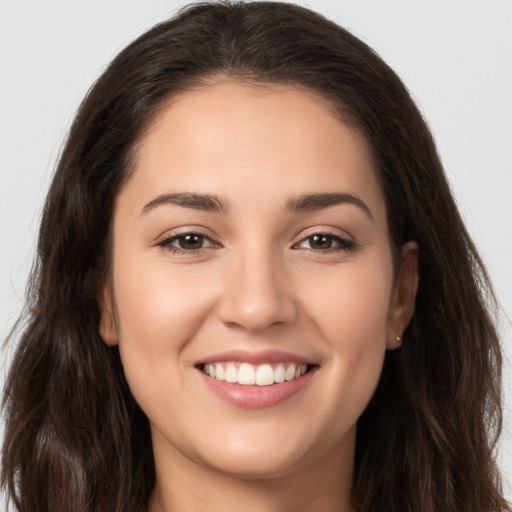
[198,367,317,409]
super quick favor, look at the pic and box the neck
[148,429,355,512]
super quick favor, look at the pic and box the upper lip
[196,349,316,366]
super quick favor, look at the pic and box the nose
[217,247,297,333]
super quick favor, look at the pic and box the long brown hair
[2,2,508,511]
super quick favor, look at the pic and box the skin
[99,81,418,512]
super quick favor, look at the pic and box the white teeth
[215,363,225,381]
[285,365,296,381]
[202,362,310,386]
[255,364,274,386]
[225,364,238,383]
[238,363,255,385]
[274,363,285,383]
[293,364,307,378]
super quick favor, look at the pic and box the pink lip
[196,365,318,409]
[196,349,314,366]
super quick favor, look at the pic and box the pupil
[311,234,331,249]
[180,234,203,249]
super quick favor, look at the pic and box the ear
[98,282,119,346]
[386,241,419,350]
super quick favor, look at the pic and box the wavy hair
[2,2,509,511]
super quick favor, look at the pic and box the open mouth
[197,362,317,387]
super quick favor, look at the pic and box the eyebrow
[140,191,373,220]
[141,192,228,215]
[285,192,374,220]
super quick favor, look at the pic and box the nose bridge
[218,239,296,332]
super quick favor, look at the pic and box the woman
[2,2,509,511]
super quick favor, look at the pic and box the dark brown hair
[2,2,508,511]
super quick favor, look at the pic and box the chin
[188,422,341,481]
[200,449,306,480]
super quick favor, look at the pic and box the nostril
[216,271,298,332]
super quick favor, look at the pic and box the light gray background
[1,0,511,505]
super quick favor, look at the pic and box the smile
[196,351,318,408]
[201,362,311,386]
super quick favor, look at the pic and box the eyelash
[157,231,355,255]
[157,232,217,255]
[294,233,355,252]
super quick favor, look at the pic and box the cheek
[303,259,392,344]
[113,251,215,343]
[300,261,392,408]
[110,254,218,399]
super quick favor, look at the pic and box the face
[100,81,417,480]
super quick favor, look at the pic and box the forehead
[122,81,386,222]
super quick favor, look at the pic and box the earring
[396,335,401,343]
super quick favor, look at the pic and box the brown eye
[158,232,218,253]
[296,233,354,252]
[308,234,333,250]
[177,234,204,250]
